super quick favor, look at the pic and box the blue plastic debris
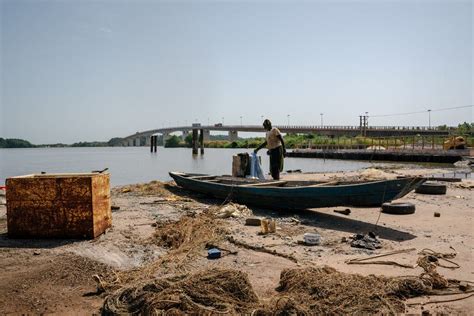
[207,248,221,259]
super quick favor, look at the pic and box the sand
[0,165,472,314]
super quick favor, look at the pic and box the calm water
[0,147,418,186]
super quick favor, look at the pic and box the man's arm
[254,141,267,153]
[277,135,286,155]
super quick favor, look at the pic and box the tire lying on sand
[381,202,416,215]
[415,182,447,195]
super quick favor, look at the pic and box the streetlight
[320,113,323,127]
[222,117,224,125]
[287,114,290,126]
[261,115,264,123]
[240,116,243,126]
[427,109,432,129]
[207,118,210,126]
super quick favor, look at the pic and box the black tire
[381,202,416,215]
[415,182,447,195]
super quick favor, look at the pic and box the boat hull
[169,172,425,209]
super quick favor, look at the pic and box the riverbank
[0,166,473,314]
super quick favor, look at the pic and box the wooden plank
[188,175,217,180]
[241,181,287,187]
[307,181,339,187]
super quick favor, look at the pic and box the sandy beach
[0,165,473,314]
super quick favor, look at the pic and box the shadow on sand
[0,233,81,249]
[251,208,416,242]
[165,183,416,242]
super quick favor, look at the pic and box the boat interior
[172,172,393,187]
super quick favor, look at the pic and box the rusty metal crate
[6,173,111,239]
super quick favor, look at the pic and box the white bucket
[303,233,321,245]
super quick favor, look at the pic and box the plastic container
[303,233,321,245]
[207,248,221,259]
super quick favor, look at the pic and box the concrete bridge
[121,124,451,147]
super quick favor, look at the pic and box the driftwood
[226,236,297,263]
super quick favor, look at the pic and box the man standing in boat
[254,119,286,180]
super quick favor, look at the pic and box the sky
[1,0,472,144]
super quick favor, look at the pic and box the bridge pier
[199,129,204,154]
[192,130,198,155]
[162,132,170,144]
[181,131,189,141]
[145,136,151,146]
[150,135,157,152]
[203,129,210,141]
[228,130,238,142]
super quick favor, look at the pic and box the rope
[346,248,417,268]
[406,293,474,306]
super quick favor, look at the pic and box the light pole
[240,116,242,126]
[261,115,264,123]
[427,109,431,129]
[287,114,290,126]
[207,118,210,126]
[320,113,323,127]
[222,117,224,125]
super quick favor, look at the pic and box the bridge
[121,124,451,148]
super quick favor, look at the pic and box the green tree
[164,135,181,147]
[184,134,193,147]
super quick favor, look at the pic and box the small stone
[33,251,41,256]
[422,310,430,316]
[434,212,441,217]
[111,205,120,211]
[341,237,348,243]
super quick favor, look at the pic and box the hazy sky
[1,0,472,144]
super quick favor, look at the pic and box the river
[0,147,427,186]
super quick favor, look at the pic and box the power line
[369,105,473,118]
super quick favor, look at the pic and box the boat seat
[188,175,217,180]
[241,180,287,187]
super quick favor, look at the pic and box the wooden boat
[169,171,426,209]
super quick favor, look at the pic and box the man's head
[263,119,272,131]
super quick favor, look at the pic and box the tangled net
[253,265,451,315]
[154,211,228,261]
[115,181,179,197]
[102,268,259,315]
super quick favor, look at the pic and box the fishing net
[253,265,452,315]
[102,268,259,315]
[114,181,179,197]
[154,211,228,256]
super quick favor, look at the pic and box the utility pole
[359,112,369,136]
[240,116,243,126]
[428,109,431,129]
[287,114,290,126]
[320,113,323,127]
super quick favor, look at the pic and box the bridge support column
[128,139,133,146]
[145,136,151,146]
[150,135,158,152]
[181,131,189,141]
[228,130,238,142]
[162,132,169,145]
[199,129,204,154]
[203,129,210,141]
[192,129,198,155]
